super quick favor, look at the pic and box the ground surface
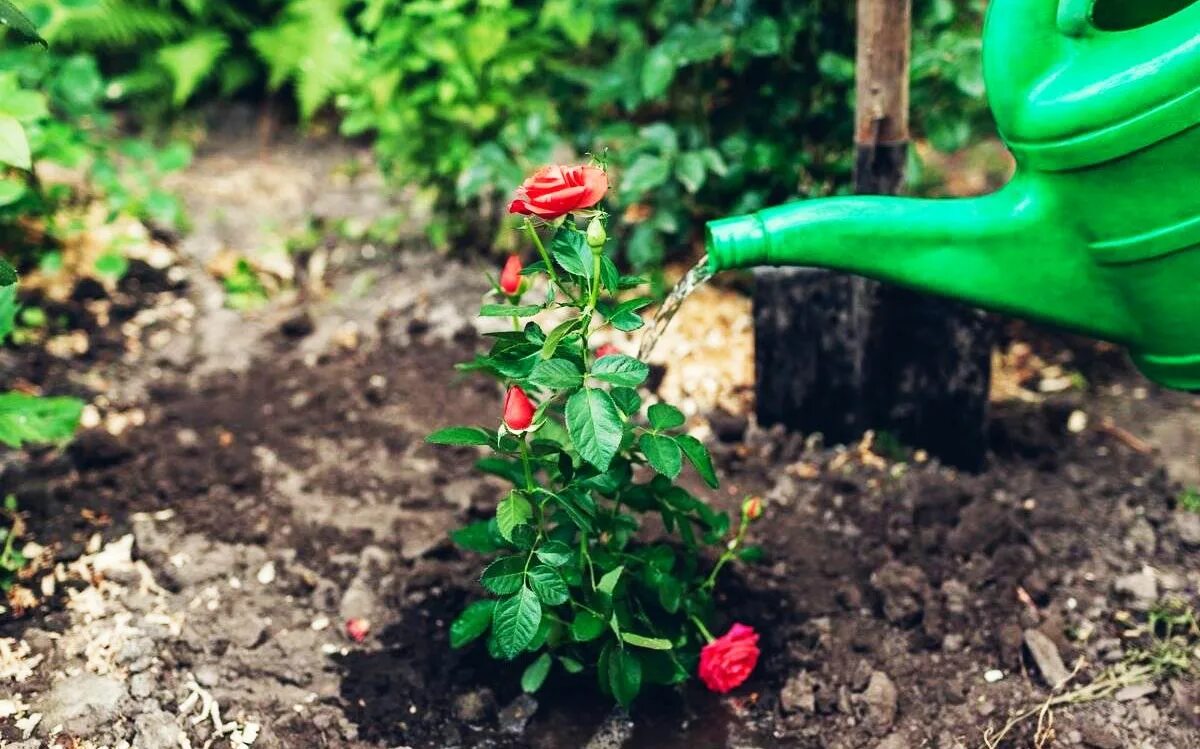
[2,118,1200,749]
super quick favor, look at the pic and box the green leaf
[450,600,495,648]
[521,652,553,693]
[0,177,25,207]
[535,541,572,567]
[492,587,543,660]
[0,0,45,45]
[540,319,579,359]
[600,256,620,293]
[0,283,15,345]
[675,152,706,194]
[608,308,644,332]
[0,393,83,449]
[559,656,584,674]
[621,632,673,650]
[621,155,671,199]
[647,403,685,430]
[597,565,623,596]
[639,433,682,480]
[676,434,719,488]
[0,258,15,285]
[157,31,230,106]
[496,492,533,543]
[566,388,622,472]
[94,253,128,280]
[0,115,30,170]
[480,304,543,318]
[451,520,503,553]
[641,44,676,100]
[738,544,766,563]
[591,355,648,388]
[480,556,526,595]
[527,564,569,606]
[550,227,592,280]
[571,611,605,642]
[427,426,492,446]
[610,387,642,416]
[607,646,642,707]
[528,359,583,390]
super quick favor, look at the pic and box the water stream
[637,255,714,361]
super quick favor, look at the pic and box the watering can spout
[705,179,1138,347]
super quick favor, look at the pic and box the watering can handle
[1056,0,1094,36]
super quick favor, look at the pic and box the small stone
[1136,702,1160,729]
[194,664,220,687]
[134,709,182,749]
[1174,512,1200,548]
[583,707,635,749]
[984,669,1005,683]
[1115,682,1157,702]
[1023,629,1070,686]
[875,734,908,749]
[130,672,155,699]
[256,561,277,585]
[1124,517,1157,555]
[943,634,964,652]
[37,674,127,736]
[780,671,817,714]
[870,561,930,627]
[452,688,495,723]
[1113,570,1158,609]
[498,694,538,735]
[1067,410,1088,433]
[1078,722,1121,749]
[862,671,898,735]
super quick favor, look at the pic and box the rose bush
[428,162,763,704]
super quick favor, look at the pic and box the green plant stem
[518,438,545,532]
[702,515,751,590]
[690,614,715,643]
[523,218,560,289]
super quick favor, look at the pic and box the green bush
[342,0,991,266]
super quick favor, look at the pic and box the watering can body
[706,0,1200,389]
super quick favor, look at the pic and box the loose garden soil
[2,119,1199,749]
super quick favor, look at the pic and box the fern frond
[46,0,187,50]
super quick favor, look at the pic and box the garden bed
[1,131,1199,749]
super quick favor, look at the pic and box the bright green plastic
[706,0,1200,389]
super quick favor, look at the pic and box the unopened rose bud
[346,617,371,642]
[742,497,763,520]
[586,218,607,252]
[503,385,535,432]
[596,343,619,359]
[499,255,523,296]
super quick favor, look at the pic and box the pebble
[780,671,817,714]
[583,708,635,749]
[452,688,495,723]
[862,671,898,735]
[1174,511,1200,547]
[498,694,538,735]
[134,709,182,749]
[1113,570,1158,609]
[130,672,156,700]
[37,674,127,736]
[1023,629,1071,686]
[1115,682,1157,702]
[984,669,1005,683]
[195,664,220,687]
[256,561,277,585]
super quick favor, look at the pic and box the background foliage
[0,0,991,270]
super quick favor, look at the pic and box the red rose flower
[508,165,608,220]
[346,617,371,642]
[595,343,620,359]
[742,497,763,520]
[698,623,760,693]
[500,255,523,295]
[503,385,535,432]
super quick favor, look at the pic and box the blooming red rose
[508,165,608,220]
[595,343,620,359]
[500,255,523,295]
[698,623,760,693]
[503,385,535,431]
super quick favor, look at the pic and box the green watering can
[706,0,1200,390]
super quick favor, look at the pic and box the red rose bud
[698,623,760,693]
[508,165,609,220]
[346,617,371,642]
[499,255,523,296]
[503,385,535,432]
[742,497,763,520]
[595,344,620,359]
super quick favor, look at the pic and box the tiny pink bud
[346,617,371,642]
[596,344,619,359]
[503,385,535,432]
[742,497,763,520]
[499,255,523,296]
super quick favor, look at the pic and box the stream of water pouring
[637,254,714,360]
